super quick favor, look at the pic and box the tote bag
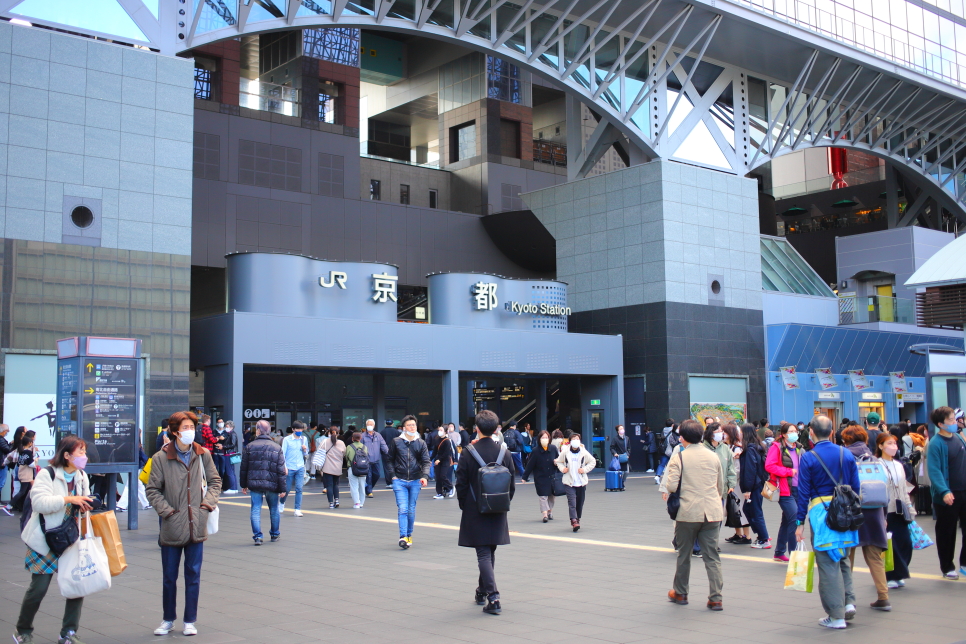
[202,470,219,536]
[783,542,815,592]
[58,513,112,599]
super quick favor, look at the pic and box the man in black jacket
[502,422,525,481]
[456,410,515,615]
[385,415,430,549]
[240,420,287,545]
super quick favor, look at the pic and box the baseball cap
[866,412,880,424]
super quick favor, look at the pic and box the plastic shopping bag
[909,520,935,550]
[784,542,814,592]
[58,513,112,599]
[884,534,895,572]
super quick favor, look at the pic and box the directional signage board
[57,360,79,438]
[81,358,139,465]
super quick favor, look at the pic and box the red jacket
[764,441,800,497]
[199,424,217,452]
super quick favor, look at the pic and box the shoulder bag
[37,467,80,556]
[762,479,780,502]
[201,459,220,536]
[666,452,685,520]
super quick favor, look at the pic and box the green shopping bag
[784,542,815,593]
[884,536,894,573]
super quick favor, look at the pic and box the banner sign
[815,368,838,390]
[779,366,800,390]
[889,371,907,394]
[848,369,872,391]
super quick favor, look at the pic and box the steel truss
[3,0,966,220]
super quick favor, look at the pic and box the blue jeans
[365,460,382,495]
[249,490,280,540]
[392,478,422,537]
[776,486,798,557]
[161,542,203,623]
[284,467,305,510]
[0,466,7,502]
[511,452,524,479]
[743,485,769,541]
[656,454,670,476]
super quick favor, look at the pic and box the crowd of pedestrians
[5,405,966,641]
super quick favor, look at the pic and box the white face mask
[713,431,724,443]
[366,425,375,432]
[570,440,581,449]
[404,428,418,438]
[438,429,445,436]
[216,423,224,430]
[179,429,195,445]
[540,438,549,447]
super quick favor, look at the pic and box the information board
[56,360,79,438]
[82,358,139,464]
[473,387,497,401]
[500,385,525,401]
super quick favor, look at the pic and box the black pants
[475,545,498,600]
[565,485,586,521]
[886,512,913,581]
[322,473,340,503]
[12,481,32,512]
[436,462,452,495]
[935,488,966,573]
[17,573,83,638]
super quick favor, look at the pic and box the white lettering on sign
[372,273,398,303]
[504,301,572,316]
[319,271,348,289]
[473,282,498,310]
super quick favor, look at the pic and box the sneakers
[329,502,335,509]
[154,621,175,635]
[271,535,280,542]
[474,589,487,606]
[405,536,412,546]
[399,537,410,549]
[280,504,286,513]
[1,506,12,516]
[448,488,456,498]
[844,604,856,621]
[897,579,906,587]
[183,623,197,636]
[751,539,772,549]
[818,617,847,629]
[667,590,688,605]
[12,633,34,644]
[253,537,263,546]
[366,493,374,498]
[57,632,85,644]
[733,536,752,545]
[223,489,238,495]
[653,476,661,485]
[482,599,502,615]
[294,510,303,517]
[724,535,740,543]
[571,519,580,532]
[645,469,655,473]
[870,599,892,611]
[433,494,445,499]
[353,503,361,509]
[887,580,900,589]
[334,500,340,508]
[944,570,960,580]
[774,554,789,563]
[961,566,966,577]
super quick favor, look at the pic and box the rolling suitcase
[605,470,623,491]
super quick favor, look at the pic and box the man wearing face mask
[361,419,389,497]
[385,415,430,548]
[554,432,595,531]
[926,406,966,579]
[432,425,455,499]
[281,421,309,517]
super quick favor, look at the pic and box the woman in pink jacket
[765,421,801,563]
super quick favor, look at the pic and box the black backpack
[465,443,512,514]
[350,445,370,477]
[812,448,865,532]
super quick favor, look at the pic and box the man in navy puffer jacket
[240,420,287,545]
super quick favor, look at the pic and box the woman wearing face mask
[432,426,455,500]
[14,435,94,644]
[765,422,801,563]
[146,411,221,638]
[878,433,914,590]
[522,430,560,522]
[738,423,770,549]
[220,421,240,494]
[11,430,37,513]
[721,423,751,545]
[320,427,346,509]
[554,434,595,532]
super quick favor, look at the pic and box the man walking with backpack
[503,422,525,481]
[456,410,515,615]
[795,415,862,629]
[656,421,679,484]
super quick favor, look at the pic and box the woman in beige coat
[554,434,595,532]
[320,427,346,508]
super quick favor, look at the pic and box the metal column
[443,370,459,426]
[374,373,386,430]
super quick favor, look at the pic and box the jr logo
[319,271,348,289]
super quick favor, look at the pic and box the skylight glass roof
[761,236,835,298]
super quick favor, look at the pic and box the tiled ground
[1,474,964,644]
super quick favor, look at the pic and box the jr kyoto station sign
[428,273,570,332]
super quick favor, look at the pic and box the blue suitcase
[605,470,624,491]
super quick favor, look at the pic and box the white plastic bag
[58,513,112,599]
[201,477,219,536]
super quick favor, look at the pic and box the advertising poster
[3,354,58,459]
[815,368,838,390]
[690,403,747,426]
[848,369,872,391]
[780,366,800,390]
[889,371,907,393]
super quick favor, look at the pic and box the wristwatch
[795,520,803,526]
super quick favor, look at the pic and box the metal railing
[533,140,567,167]
[838,294,916,325]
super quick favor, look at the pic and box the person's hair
[875,432,897,458]
[840,425,868,446]
[740,423,762,449]
[909,432,927,447]
[16,430,36,449]
[50,435,87,468]
[292,420,306,431]
[615,424,624,431]
[201,414,211,423]
[551,429,563,440]
[913,424,928,436]
[764,428,774,438]
[778,421,794,435]
[476,410,500,436]
[505,421,516,430]
[11,426,26,449]
[679,420,704,444]
[665,418,674,426]
[329,426,340,437]
[167,411,198,438]
[224,420,234,429]
[562,428,573,439]
[447,423,455,430]
[702,423,718,444]
[932,406,954,427]
[365,418,375,427]
[330,423,341,430]
[351,431,362,442]
[721,423,739,446]
[759,418,768,428]
[400,414,417,427]
[892,421,909,441]
[809,415,833,439]
[256,419,272,435]
[535,430,551,448]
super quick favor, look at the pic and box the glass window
[486,56,530,105]
[302,28,361,67]
[429,189,438,209]
[318,81,339,123]
[370,179,381,200]
[450,122,476,162]
[400,184,410,205]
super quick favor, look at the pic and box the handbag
[201,469,219,536]
[762,479,779,502]
[883,460,913,524]
[89,510,127,576]
[725,491,743,528]
[666,453,685,520]
[618,453,629,464]
[40,506,79,557]
[57,513,112,599]
[908,520,935,549]
[551,471,567,497]
[609,455,621,471]
[229,453,242,465]
[312,441,327,469]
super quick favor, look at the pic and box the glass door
[590,411,605,468]
[857,402,884,426]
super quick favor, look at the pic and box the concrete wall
[359,157,450,209]
[524,159,762,313]
[0,22,194,252]
[762,291,839,327]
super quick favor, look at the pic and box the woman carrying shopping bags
[15,435,94,644]
[554,433,595,532]
[521,430,560,522]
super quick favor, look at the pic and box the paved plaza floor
[1,473,964,644]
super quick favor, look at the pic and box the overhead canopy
[905,234,966,288]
